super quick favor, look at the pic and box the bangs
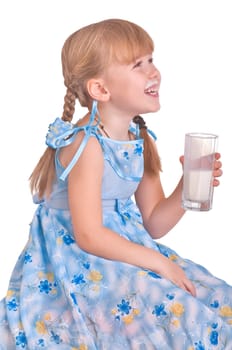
[96,20,154,66]
[109,36,154,64]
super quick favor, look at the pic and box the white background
[0,0,231,298]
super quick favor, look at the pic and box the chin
[149,104,161,113]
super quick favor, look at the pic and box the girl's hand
[179,152,223,187]
[212,152,222,186]
[159,258,196,297]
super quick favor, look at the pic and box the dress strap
[46,100,99,181]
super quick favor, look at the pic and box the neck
[94,104,134,140]
[95,117,133,141]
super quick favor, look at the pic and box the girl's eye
[133,61,142,69]
[132,57,153,69]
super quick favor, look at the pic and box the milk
[183,169,213,201]
[182,132,218,211]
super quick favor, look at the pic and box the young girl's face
[103,53,161,116]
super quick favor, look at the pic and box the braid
[30,86,78,199]
[133,115,162,176]
[62,86,77,122]
[133,115,147,130]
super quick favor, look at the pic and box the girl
[0,18,231,349]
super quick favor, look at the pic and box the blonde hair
[30,18,161,199]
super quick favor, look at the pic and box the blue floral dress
[0,115,232,349]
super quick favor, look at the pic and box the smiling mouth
[144,87,159,97]
[144,81,159,97]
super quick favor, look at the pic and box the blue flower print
[210,330,218,345]
[7,298,19,311]
[194,341,205,350]
[71,273,86,285]
[24,251,32,264]
[123,151,129,160]
[134,143,143,156]
[209,323,219,345]
[166,293,175,300]
[15,331,27,348]
[211,323,218,329]
[62,234,75,245]
[112,296,141,324]
[117,299,132,315]
[152,303,167,317]
[58,229,75,245]
[37,339,45,347]
[83,261,90,269]
[50,331,62,344]
[210,300,219,308]
[148,271,161,279]
[38,280,52,294]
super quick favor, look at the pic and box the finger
[172,278,196,297]
[175,281,194,296]
[213,178,220,187]
[214,160,222,170]
[183,279,196,297]
[213,169,223,178]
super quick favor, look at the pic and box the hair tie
[133,115,147,129]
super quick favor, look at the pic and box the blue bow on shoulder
[45,101,99,181]
[46,100,99,150]
[46,118,78,149]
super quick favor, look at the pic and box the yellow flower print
[50,289,58,295]
[133,308,140,315]
[38,271,44,279]
[44,313,52,321]
[122,314,134,324]
[36,320,47,335]
[187,347,194,350]
[6,290,14,297]
[46,272,54,282]
[91,285,100,292]
[87,270,103,282]
[169,254,178,261]
[56,237,63,245]
[135,222,143,230]
[137,270,147,276]
[18,321,23,330]
[171,319,180,328]
[79,344,88,350]
[170,302,185,317]
[111,308,117,315]
[219,305,232,317]
[227,319,232,325]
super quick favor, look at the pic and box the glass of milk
[182,132,218,211]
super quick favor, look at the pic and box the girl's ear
[87,79,110,101]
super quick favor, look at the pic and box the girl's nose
[148,65,160,79]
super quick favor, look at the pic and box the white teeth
[145,88,158,94]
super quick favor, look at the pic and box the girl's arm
[63,136,195,296]
[135,170,185,240]
[135,142,222,240]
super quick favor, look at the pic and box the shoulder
[59,131,103,169]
